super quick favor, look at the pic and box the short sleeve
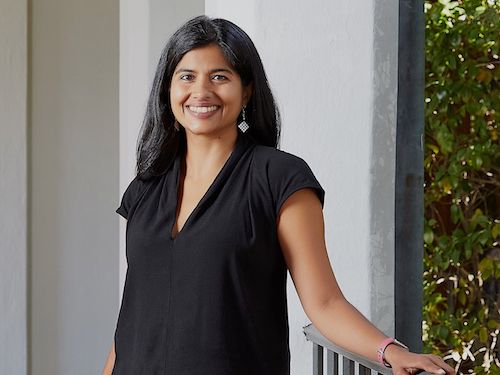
[116,176,148,220]
[267,151,325,216]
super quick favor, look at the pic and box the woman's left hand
[383,344,455,375]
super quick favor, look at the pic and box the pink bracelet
[377,338,409,367]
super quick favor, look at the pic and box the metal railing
[303,324,393,375]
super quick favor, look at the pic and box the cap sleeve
[268,151,325,216]
[116,176,148,220]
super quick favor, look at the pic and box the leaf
[471,209,488,230]
[479,327,488,343]
[464,239,472,259]
[492,223,500,238]
[487,320,499,329]
[475,6,486,16]
[474,156,483,169]
[438,325,449,340]
[428,143,440,154]
[477,230,490,246]
[450,204,460,224]
[458,290,467,306]
[424,229,435,245]
[479,258,493,280]
[476,69,493,84]
[451,249,460,264]
[440,178,453,194]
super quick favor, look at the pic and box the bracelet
[377,338,409,367]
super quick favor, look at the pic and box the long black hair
[136,15,281,180]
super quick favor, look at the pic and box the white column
[119,0,204,294]
[119,0,151,296]
[0,1,28,374]
[30,0,119,373]
[205,2,398,374]
[370,0,399,336]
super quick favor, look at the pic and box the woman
[103,15,454,375]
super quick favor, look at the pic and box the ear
[242,82,254,106]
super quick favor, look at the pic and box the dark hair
[136,15,281,179]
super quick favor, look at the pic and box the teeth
[188,105,218,113]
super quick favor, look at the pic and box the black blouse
[112,132,325,375]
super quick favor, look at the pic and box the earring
[173,120,180,132]
[238,106,250,133]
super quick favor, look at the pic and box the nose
[191,76,212,100]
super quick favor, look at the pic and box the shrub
[423,0,500,373]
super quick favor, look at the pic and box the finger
[414,357,449,375]
[392,365,429,375]
[406,368,425,375]
[391,367,415,375]
[426,354,455,374]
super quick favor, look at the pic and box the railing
[303,324,393,375]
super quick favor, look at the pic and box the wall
[0,1,28,374]
[30,1,119,374]
[205,1,398,374]
[119,0,205,297]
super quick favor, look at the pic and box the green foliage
[424,0,500,373]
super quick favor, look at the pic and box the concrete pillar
[118,0,204,295]
[30,0,119,373]
[0,1,28,374]
[370,0,399,336]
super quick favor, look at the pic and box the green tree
[424,0,500,373]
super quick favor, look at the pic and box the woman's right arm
[102,341,116,375]
[103,215,127,374]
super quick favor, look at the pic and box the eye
[179,74,194,81]
[212,74,228,81]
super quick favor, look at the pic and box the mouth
[186,105,220,113]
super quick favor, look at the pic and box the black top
[112,132,325,375]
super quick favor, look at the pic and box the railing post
[342,357,354,375]
[304,324,404,375]
[359,363,371,375]
[313,343,323,375]
[327,350,338,375]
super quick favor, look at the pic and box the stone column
[0,1,28,374]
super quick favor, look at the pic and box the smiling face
[169,44,252,138]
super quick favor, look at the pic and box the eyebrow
[174,68,235,75]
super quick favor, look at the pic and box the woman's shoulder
[250,144,325,214]
[125,173,162,196]
[251,144,316,173]
[116,173,162,220]
[252,143,308,164]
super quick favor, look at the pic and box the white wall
[30,1,119,374]
[119,0,204,296]
[0,1,28,374]
[205,1,398,374]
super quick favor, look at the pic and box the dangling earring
[173,120,180,132]
[238,106,250,133]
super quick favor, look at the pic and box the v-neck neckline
[169,132,246,241]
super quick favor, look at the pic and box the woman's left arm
[277,188,455,375]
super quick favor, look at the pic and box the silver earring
[238,106,249,133]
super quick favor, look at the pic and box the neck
[183,128,239,180]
